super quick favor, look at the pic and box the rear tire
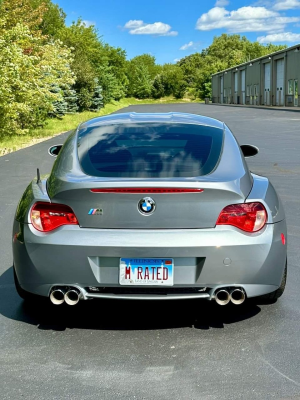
[13,266,37,301]
[254,260,287,304]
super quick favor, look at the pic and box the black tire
[13,267,37,301]
[254,260,287,304]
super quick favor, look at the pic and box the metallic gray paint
[246,173,285,223]
[13,112,287,301]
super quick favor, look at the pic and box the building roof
[212,43,300,76]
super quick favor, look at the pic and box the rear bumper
[13,220,287,299]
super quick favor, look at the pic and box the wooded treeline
[0,0,286,136]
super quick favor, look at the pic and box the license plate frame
[119,258,174,286]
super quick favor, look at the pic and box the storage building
[211,44,300,107]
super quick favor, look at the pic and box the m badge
[88,208,103,215]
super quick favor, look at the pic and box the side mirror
[240,144,259,158]
[48,144,63,157]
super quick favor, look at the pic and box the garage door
[276,59,284,106]
[220,76,223,104]
[234,72,238,103]
[264,63,271,105]
[241,70,245,104]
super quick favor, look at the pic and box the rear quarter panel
[14,177,50,224]
[246,173,285,223]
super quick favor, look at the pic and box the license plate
[119,258,174,286]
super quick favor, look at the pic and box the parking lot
[0,103,300,399]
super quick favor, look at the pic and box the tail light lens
[30,202,78,232]
[216,202,267,232]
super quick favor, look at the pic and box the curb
[208,103,300,113]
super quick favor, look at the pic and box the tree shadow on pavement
[0,267,261,331]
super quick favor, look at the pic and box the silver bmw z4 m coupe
[13,112,287,306]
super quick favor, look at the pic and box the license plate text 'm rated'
[119,258,174,286]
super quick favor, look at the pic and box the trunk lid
[51,182,247,229]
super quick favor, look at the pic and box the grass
[0,96,200,156]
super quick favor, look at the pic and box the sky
[56,0,300,64]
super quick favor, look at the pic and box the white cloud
[124,20,178,36]
[164,30,178,37]
[273,0,300,10]
[124,20,144,29]
[215,0,229,6]
[82,20,96,27]
[258,31,300,42]
[180,41,202,50]
[180,41,194,50]
[174,58,182,63]
[196,6,299,33]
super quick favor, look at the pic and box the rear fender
[246,173,285,223]
[15,176,50,224]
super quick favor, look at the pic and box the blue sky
[56,0,300,64]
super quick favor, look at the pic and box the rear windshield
[77,123,224,178]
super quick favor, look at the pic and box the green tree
[173,80,187,99]
[30,0,66,37]
[49,84,67,118]
[130,54,160,79]
[0,0,47,31]
[152,75,165,98]
[158,64,187,99]
[178,53,205,86]
[206,34,286,68]
[126,54,161,97]
[98,65,126,104]
[90,79,103,111]
[99,44,128,97]
[58,19,127,106]
[0,19,74,136]
[58,19,103,108]
[129,64,153,99]
[64,87,78,114]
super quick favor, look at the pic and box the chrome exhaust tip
[230,288,246,305]
[64,288,81,306]
[50,288,65,305]
[215,289,231,306]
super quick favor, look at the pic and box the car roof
[79,112,224,131]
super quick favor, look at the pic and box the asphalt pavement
[0,104,300,400]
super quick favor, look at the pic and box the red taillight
[30,202,78,232]
[216,202,267,232]
[90,188,204,194]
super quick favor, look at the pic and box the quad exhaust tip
[64,288,81,306]
[50,287,81,305]
[230,288,246,305]
[214,288,246,306]
[50,288,66,305]
[215,289,231,306]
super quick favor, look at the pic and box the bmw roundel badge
[138,197,156,216]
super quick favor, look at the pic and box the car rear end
[13,113,287,305]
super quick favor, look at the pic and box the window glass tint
[77,123,223,178]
